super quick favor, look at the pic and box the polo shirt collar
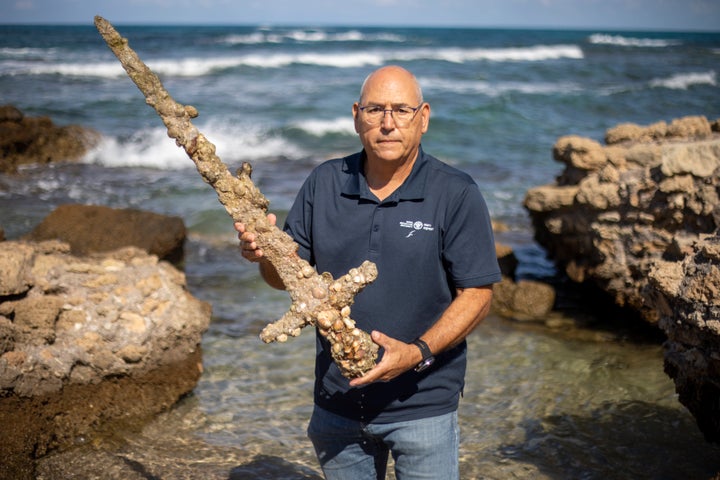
[341,146,429,202]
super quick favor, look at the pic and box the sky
[2,0,720,31]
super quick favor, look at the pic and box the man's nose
[380,110,396,128]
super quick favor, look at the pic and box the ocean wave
[221,45,584,69]
[220,29,405,45]
[419,76,583,96]
[1,60,125,78]
[588,34,681,48]
[0,47,58,58]
[2,44,584,78]
[235,44,584,68]
[289,117,356,136]
[397,44,584,63]
[649,71,717,90]
[84,123,306,170]
[240,52,386,68]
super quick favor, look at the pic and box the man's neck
[364,150,419,201]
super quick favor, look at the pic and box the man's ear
[352,102,361,133]
[420,103,431,134]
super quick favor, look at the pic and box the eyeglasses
[357,103,424,127]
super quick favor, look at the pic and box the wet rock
[524,115,720,324]
[24,204,186,265]
[523,115,720,444]
[492,277,556,321]
[0,105,100,174]
[0,241,211,479]
[648,235,720,443]
[491,243,556,321]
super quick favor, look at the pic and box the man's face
[352,70,430,165]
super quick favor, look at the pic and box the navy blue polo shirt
[284,146,501,423]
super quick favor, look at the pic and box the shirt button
[373,225,379,231]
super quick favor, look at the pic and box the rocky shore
[0,205,210,479]
[524,115,720,443]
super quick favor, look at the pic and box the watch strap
[412,338,432,362]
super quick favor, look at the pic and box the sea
[1,23,720,478]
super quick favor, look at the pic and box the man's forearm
[259,260,286,290]
[420,286,493,355]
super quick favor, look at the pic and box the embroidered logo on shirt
[399,220,434,238]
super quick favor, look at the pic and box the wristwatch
[412,338,435,372]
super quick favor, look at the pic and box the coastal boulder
[0,240,211,478]
[490,242,557,322]
[24,204,186,265]
[648,235,720,443]
[523,115,720,443]
[0,105,100,174]
[492,277,556,321]
[524,115,720,323]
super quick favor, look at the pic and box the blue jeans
[307,406,459,480]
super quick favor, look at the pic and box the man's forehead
[360,85,420,104]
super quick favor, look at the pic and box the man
[236,65,501,479]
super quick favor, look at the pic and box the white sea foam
[649,71,717,89]
[84,123,306,170]
[0,47,57,57]
[220,29,404,45]
[2,56,255,78]
[394,44,584,63]
[588,34,680,48]
[418,76,582,96]
[290,117,356,136]
[4,44,584,79]
[8,61,126,78]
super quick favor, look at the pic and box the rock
[492,277,556,321]
[0,241,35,296]
[524,115,720,324]
[523,115,720,443]
[605,120,668,144]
[0,105,24,123]
[490,243,557,321]
[23,204,186,265]
[605,116,713,145]
[0,241,211,478]
[0,105,100,174]
[648,235,720,443]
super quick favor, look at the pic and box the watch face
[415,356,435,372]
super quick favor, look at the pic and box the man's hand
[348,330,422,387]
[234,213,277,262]
[348,286,494,387]
[234,214,285,290]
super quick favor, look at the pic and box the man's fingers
[236,213,275,262]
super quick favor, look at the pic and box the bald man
[237,65,501,479]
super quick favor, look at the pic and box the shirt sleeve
[442,183,502,288]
